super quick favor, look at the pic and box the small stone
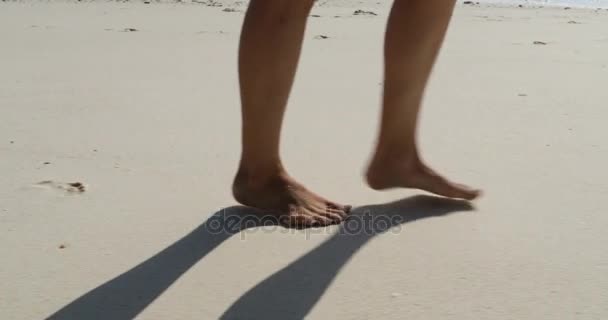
[518,93,527,97]
[533,41,547,45]
[568,20,580,24]
[310,14,321,17]
[43,161,51,165]
[222,8,237,12]
[10,141,14,144]
[463,1,473,4]
[564,6,571,10]
[67,182,86,193]
[123,28,138,32]
[59,244,67,249]
[314,35,329,39]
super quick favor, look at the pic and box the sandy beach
[1,1,608,319]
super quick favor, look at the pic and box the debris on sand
[59,244,67,249]
[36,180,87,193]
[354,10,377,16]
[193,0,223,6]
[568,20,581,24]
[67,182,86,193]
[122,28,138,32]
[314,35,329,39]
[222,8,237,12]
[533,41,547,45]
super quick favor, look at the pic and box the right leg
[366,0,480,200]
[232,0,350,227]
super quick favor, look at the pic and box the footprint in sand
[35,180,86,193]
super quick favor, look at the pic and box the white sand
[1,1,608,319]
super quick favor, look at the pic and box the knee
[248,0,315,21]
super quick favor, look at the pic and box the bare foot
[232,169,351,228]
[366,152,481,200]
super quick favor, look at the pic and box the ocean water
[476,0,608,8]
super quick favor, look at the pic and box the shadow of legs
[46,196,472,320]
[220,195,473,320]
[46,206,264,320]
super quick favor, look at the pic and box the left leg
[233,0,350,227]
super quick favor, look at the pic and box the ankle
[235,159,286,186]
[372,144,420,167]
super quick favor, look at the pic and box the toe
[453,183,481,200]
[312,214,333,226]
[303,205,334,226]
[320,208,344,222]
[284,214,318,228]
[441,181,480,200]
[412,170,481,200]
[281,206,318,228]
[326,202,352,214]
[312,203,345,223]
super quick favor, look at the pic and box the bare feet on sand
[233,0,480,228]
[233,168,351,228]
[232,152,479,229]
[366,151,480,201]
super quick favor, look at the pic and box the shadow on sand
[46,195,473,320]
